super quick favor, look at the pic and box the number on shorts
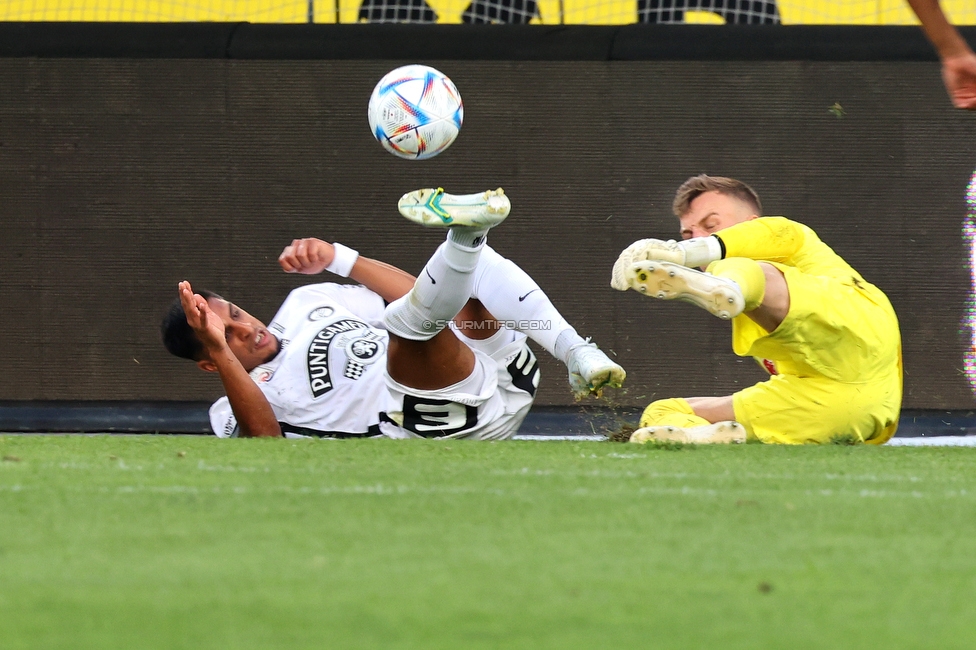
[402,396,478,437]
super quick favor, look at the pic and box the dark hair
[161,288,223,361]
[672,174,763,217]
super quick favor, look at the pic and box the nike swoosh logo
[518,289,538,302]
[426,269,436,285]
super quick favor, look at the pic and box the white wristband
[326,242,359,277]
[681,236,723,267]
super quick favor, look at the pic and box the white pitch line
[513,434,607,442]
[3,432,976,446]
[495,433,976,446]
[885,436,976,447]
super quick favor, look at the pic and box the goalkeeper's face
[679,191,758,240]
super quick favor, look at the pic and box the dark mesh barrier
[1,50,974,409]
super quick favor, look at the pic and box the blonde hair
[672,174,762,217]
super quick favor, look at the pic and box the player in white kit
[162,187,625,440]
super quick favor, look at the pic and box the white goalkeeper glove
[610,236,723,291]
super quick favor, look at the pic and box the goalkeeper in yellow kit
[612,174,902,445]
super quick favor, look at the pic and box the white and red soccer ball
[368,64,463,160]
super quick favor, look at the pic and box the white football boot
[566,339,626,399]
[630,421,745,445]
[626,260,745,320]
[398,187,510,229]
[610,237,721,291]
[610,238,686,291]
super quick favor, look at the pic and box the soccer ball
[368,65,463,160]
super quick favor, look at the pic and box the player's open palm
[279,238,334,275]
[943,52,976,110]
[178,281,226,351]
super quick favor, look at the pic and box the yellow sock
[706,257,766,312]
[639,398,711,429]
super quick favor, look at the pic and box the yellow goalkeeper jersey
[716,217,902,444]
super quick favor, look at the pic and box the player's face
[206,298,280,371]
[679,190,758,239]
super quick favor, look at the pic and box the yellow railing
[2,0,974,25]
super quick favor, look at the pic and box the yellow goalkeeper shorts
[730,263,902,445]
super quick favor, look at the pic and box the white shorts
[378,327,540,440]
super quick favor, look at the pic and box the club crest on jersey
[307,318,368,397]
[342,332,386,380]
[308,306,336,321]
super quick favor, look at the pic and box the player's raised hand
[178,281,226,350]
[278,238,334,275]
[943,52,976,110]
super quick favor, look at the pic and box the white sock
[384,229,487,340]
[553,329,587,365]
[447,226,488,250]
[470,246,584,362]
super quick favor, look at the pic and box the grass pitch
[2,435,975,649]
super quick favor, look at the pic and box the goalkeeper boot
[630,421,745,445]
[398,187,510,229]
[627,261,744,320]
[610,237,721,290]
[566,339,626,400]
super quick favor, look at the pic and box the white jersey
[209,283,392,438]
